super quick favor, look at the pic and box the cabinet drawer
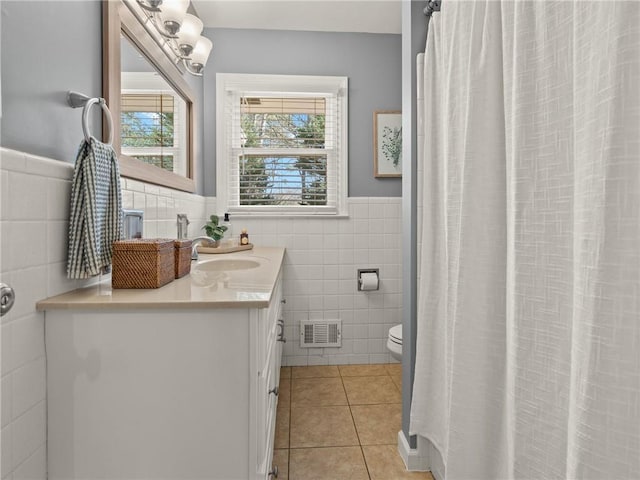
[268,279,283,330]
[256,316,283,477]
[263,393,277,479]
[254,273,284,479]
[261,325,283,389]
[256,276,284,373]
[257,360,279,476]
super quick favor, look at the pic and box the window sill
[227,212,350,219]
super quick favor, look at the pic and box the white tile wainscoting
[223,198,403,367]
[0,148,208,480]
[0,146,402,478]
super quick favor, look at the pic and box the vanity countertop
[36,247,285,311]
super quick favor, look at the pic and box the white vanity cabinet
[44,271,284,480]
[254,275,285,478]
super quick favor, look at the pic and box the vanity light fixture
[184,36,212,75]
[136,0,162,12]
[177,14,203,56]
[134,0,212,76]
[158,0,189,36]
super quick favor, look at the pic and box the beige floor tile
[391,373,402,391]
[292,365,340,378]
[343,376,402,405]
[289,447,369,480]
[279,377,291,408]
[290,405,359,448]
[272,449,289,480]
[351,403,402,445]
[386,363,402,376]
[339,364,390,377]
[363,445,435,480]
[281,366,292,380]
[275,402,290,449]
[291,377,348,406]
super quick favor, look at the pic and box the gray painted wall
[0,4,3,126]
[0,1,205,194]
[1,1,102,163]
[1,2,394,198]
[121,35,156,72]
[202,27,402,197]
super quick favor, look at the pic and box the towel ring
[82,97,114,145]
[68,91,113,145]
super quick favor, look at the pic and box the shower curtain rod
[424,0,441,16]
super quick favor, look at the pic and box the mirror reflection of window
[120,34,188,177]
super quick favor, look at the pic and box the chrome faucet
[177,213,190,239]
[191,236,215,261]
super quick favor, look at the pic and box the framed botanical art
[373,110,402,178]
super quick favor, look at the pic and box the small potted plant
[202,214,228,248]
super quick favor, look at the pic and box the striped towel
[67,138,123,279]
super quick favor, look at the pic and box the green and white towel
[67,138,123,279]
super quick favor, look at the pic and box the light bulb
[190,36,213,68]
[159,0,189,35]
[177,14,203,57]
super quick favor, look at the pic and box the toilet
[387,324,403,361]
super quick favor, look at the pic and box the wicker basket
[112,239,175,289]
[174,239,192,279]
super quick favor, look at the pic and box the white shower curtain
[410,2,640,479]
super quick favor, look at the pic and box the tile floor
[272,364,434,480]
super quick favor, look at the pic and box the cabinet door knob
[280,298,286,304]
[268,465,279,478]
[269,386,279,396]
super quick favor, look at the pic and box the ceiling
[190,0,402,35]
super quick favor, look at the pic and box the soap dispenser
[221,213,233,246]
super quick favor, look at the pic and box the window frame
[216,73,349,217]
[120,87,187,175]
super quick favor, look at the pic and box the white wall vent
[300,319,342,348]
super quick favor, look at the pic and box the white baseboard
[397,431,430,472]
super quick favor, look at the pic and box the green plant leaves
[202,214,228,240]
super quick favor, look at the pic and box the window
[120,72,189,178]
[217,74,348,216]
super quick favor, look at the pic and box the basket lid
[113,238,174,251]
[174,239,193,248]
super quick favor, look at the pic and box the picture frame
[373,110,402,178]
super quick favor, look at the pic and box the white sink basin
[190,255,272,288]
[195,259,261,272]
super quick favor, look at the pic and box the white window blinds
[120,88,188,177]
[217,74,348,216]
